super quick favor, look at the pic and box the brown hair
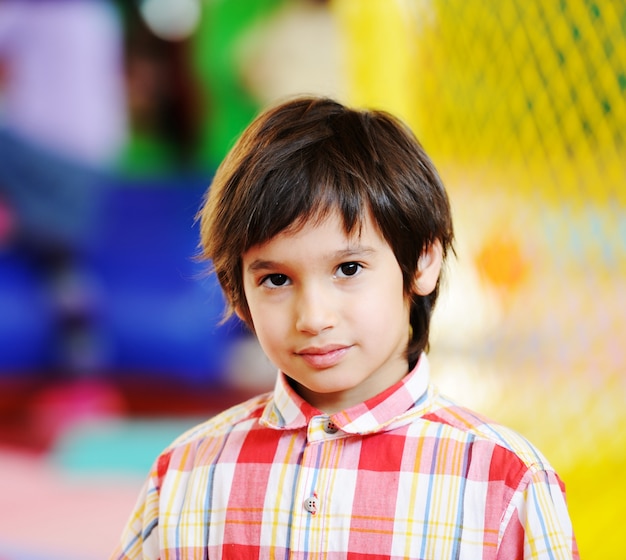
[198,96,454,365]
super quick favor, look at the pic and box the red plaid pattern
[111,355,578,559]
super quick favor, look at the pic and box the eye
[261,273,290,288]
[336,262,362,278]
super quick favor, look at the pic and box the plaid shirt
[112,355,578,559]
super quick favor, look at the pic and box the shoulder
[423,388,554,474]
[172,391,274,446]
[151,391,274,477]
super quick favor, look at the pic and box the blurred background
[0,0,623,558]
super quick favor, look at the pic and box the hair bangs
[242,137,371,249]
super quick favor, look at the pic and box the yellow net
[334,0,626,557]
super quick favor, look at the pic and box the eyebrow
[245,246,376,273]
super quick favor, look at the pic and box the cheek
[248,301,288,344]
[362,276,408,318]
[358,302,408,338]
[253,314,292,368]
[241,282,265,329]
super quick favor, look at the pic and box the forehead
[242,209,386,262]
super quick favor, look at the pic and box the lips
[296,344,351,369]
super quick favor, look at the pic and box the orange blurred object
[474,232,529,293]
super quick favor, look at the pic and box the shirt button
[323,418,338,434]
[303,494,319,514]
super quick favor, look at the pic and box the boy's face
[240,210,413,413]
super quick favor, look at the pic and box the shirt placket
[288,415,343,558]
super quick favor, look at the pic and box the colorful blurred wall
[0,1,624,558]
[334,1,625,557]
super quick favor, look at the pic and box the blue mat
[51,417,206,476]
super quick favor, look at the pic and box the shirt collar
[259,353,432,435]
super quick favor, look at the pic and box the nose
[295,283,336,335]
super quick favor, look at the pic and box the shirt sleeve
[109,455,168,560]
[498,468,579,560]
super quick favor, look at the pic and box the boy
[111,97,578,559]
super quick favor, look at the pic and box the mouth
[296,344,352,369]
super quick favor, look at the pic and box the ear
[234,305,248,323]
[412,241,443,296]
[234,304,256,333]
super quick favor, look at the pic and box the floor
[0,377,257,560]
[0,446,141,560]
